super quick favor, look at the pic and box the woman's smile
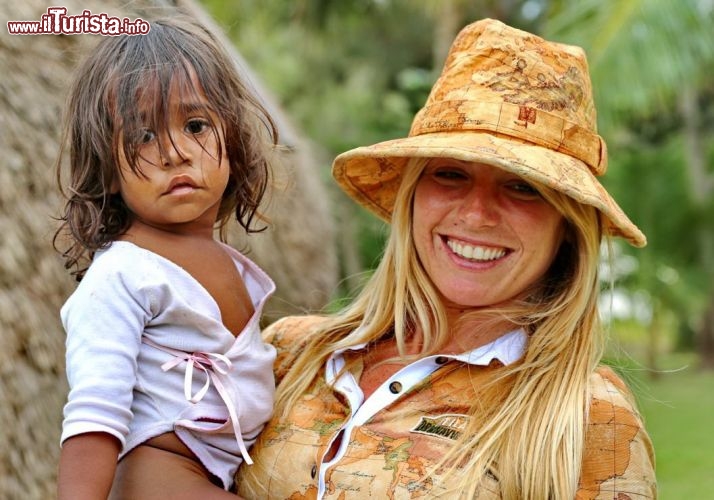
[444,236,509,263]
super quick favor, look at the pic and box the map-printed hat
[332,18,646,247]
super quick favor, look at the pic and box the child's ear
[110,176,120,194]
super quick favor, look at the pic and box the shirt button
[311,464,317,479]
[389,381,402,394]
[435,356,449,365]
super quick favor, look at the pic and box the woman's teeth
[447,240,506,261]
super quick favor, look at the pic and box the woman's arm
[57,432,121,500]
[578,367,657,498]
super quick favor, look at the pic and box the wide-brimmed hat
[332,18,646,247]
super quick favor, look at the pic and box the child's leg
[109,444,240,500]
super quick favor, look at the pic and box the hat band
[409,100,607,175]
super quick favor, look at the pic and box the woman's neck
[415,315,520,356]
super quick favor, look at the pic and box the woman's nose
[457,184,500,226]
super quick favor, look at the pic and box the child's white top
[60,240,276,489]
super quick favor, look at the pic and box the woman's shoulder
[263,315,330,348]
[262,315,331,379]
[586,365,648,430]
[588,365,640,409]
[580,365,657,498]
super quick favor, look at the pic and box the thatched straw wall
[0,1,338,497]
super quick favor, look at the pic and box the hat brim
[332,131,646,247]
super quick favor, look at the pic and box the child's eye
[185,118,211,135]
[138,128,156,144]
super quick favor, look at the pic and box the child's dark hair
[54,16,278,277]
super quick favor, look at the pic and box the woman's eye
[508,181,541,198]
[185,118,210,135]
[433,168,468,182]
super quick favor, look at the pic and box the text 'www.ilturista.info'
[7,7,150,36]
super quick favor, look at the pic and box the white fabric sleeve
[60,258,154,449]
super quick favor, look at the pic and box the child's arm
[57,432,121,500]
[59,249,151,498]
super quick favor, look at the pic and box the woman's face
[412,159,565,313]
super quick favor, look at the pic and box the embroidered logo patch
[411,414,470,441]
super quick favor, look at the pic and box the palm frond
[543,0,714,131]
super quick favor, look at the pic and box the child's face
[113,73,229,236]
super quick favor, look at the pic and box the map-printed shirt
[236,316,656,499]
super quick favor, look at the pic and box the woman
[236,18,656,499]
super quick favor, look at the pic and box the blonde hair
[274,158,605,498]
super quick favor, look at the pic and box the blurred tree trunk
[432,0,463,70]
[0,1,337,498]
[700,301,714,369]
[646,298,662,379]
[429,0,515,70]
[680,85,714,369]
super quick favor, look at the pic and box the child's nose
[161,134,191,168]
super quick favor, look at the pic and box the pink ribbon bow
[144,338,253,464]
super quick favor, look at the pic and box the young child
[54,17,279,499]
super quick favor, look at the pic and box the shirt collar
[448,328,527,366]
[328,328,527,373]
